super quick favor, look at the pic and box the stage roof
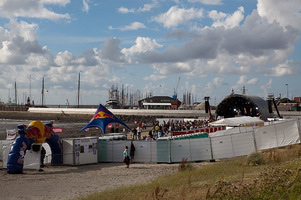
[215,94,274,120]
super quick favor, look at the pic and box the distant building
[138,96,181,109]
[294,97,301,103]
[278,99,300,111]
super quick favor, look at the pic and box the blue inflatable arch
[7,122,62,174]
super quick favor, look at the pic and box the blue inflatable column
[7,134,34,174]
[46,134,62,165]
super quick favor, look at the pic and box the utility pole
[42,76,44,107]
[285,84,288,101]
[77,72,80,108]
[14,80,17,105]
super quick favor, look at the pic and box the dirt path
[0,162,180,200]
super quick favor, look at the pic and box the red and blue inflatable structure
[7,121,62,174]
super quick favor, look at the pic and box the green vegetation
[78,144,301,200]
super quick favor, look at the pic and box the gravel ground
[0,161,182,200]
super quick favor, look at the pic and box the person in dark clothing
[132,128,137,140]
[149,130,153,139]
[130,141,135,164]
[123,145,130,168]
[41,146,46,168]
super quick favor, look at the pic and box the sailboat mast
[29,75,31,100]
[77,72,80,108]
[14,80,17,105]
[42,76,44,107]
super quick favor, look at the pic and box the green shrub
[247,151,264,166]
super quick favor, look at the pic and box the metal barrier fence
[98,119,301,163]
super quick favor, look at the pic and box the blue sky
[0,0,300,106]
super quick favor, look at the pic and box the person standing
[137,126,142,140]
[132,128,137,140]
[123,145,130,168]
[40,146,46,168]
[130,141,135,164]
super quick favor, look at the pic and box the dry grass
[78,144,301,200]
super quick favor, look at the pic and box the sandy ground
[0,161,183,200]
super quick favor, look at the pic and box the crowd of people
[129,119,212,140]
[124,119,213,168]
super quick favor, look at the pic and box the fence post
[168,139,172,163]
[252,127,258,152]
[274,123,279,147]
[230,135,235,157]
[209,137,215,162]
[188,139,192,161]
[150,141,152,163]
[297,119,301,142]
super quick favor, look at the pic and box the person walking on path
[130,141,135,164]
[123,145,130,168]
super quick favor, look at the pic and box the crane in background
[172,77,180,99]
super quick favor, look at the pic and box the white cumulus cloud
[121,37,162,63]
[257,0,301,31]
[0,0,70,20]
[118,7,135,14]
[266,61,297,77]
[152,6,204,28]
[210,6,244,29]
[143,74,166,81]
[188,0,222,5]
[120,22,146,31]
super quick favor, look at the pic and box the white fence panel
[107,141,113,162]
[97,120,301,163]
[227,128,240,134]
[211,135,234,159]
[254,125,278,150]
[231,131,256,157]
[274,120,300,146]
[210,127,254,137]
[111,141,131,162]
[23,149,41,170]
[134,141,157,163]
[0,140,14,161]
[189,138,212,161]
[171,140,191,162]
[2,142,13,168]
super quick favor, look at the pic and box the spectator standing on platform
[155,123,159,134]
[142,121,147,130]
[149,130,153,139]
[137,126,142,140]
[132,128,137,140]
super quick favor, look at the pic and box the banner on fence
[6,129,16,140]
[53,127,63,133]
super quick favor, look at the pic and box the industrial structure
[106,85,153,109]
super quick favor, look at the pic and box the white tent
[209,116,264,127]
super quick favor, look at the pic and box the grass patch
[77,144,301,200]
